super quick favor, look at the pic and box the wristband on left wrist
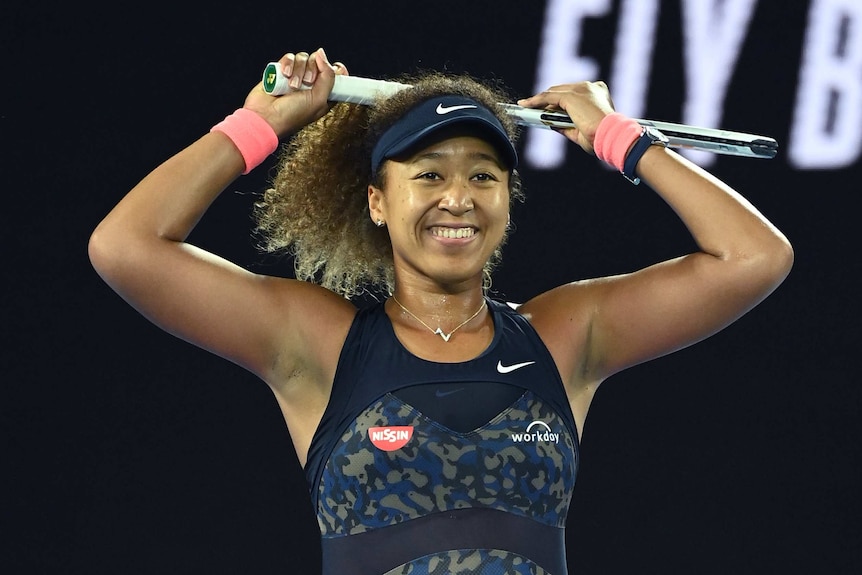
[622,126,669,185]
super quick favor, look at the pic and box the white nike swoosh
[496,360,536,374]
[436,103,478,115]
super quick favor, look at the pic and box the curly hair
[253,71,525,299]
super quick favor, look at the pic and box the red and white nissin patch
[369,426,413,451]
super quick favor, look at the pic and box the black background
[3,1,860,574]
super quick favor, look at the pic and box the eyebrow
[410,150,503,165]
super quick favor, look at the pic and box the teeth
[432,227,475,239]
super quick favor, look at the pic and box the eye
[416,171,441,180]
[472,172,499,182]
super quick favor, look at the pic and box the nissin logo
[369,426,414,451]
[511,421,559,444]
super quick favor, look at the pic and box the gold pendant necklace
[391,295,486,342]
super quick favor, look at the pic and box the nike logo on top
[436,103,478,115]
[497,360,536,374]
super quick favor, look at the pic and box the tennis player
[89,48,793,574]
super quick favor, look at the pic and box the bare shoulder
[517,278,605,332]
[515,279,611,389]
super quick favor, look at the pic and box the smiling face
[368,132,511,289]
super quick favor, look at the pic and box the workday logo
[511,421,559,444]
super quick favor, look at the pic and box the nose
[437,180,474,215]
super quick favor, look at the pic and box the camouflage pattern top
[305,299,580,575]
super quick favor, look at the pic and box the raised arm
[517,82,794,397]
[87,49,356,388]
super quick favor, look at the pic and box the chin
[426,257,489,286]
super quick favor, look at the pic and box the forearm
[97,132,245,244]
[635,146,792,266]
[87,130,250,297]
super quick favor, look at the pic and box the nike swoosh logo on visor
[497,360,536,374]
[436,103,478,115]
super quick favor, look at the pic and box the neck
[390,288,487,340]
[394,289,484,316]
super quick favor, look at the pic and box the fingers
[523,82,615,124]
[516,81,616,152]
[518,81,610,108]
[279,51,314,90]
[517,84,578,108]
[277,48,344,91]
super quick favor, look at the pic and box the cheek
[380,187,419,239]
[488,189,511,218]
[391,185,433,219]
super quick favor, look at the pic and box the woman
[88,48,793,574]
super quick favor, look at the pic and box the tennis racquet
[261,62,777,159]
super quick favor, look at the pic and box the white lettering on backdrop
[527,0,862,171]
[790,0,862,169]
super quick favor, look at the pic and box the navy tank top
[304,298,580,575]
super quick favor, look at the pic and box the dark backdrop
[4,2,860,574]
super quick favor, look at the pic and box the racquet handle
[261,62,777,158]
[263,62,405,103]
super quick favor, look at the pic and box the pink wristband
[593,112,643,173]
[210,108,279,174]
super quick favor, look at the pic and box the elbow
[779,236,795,277]
[769,231,795,286]
[748,231,795,296]
[88,220,126,283]
[88,223,112,278]
[720,227,794,303]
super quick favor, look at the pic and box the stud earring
[376,220,385,227]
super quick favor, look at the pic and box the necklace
[391,295,486,342]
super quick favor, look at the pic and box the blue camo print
[317,390,577,536]
[381,549,549,575]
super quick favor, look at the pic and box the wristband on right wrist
[210,108,279,175]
